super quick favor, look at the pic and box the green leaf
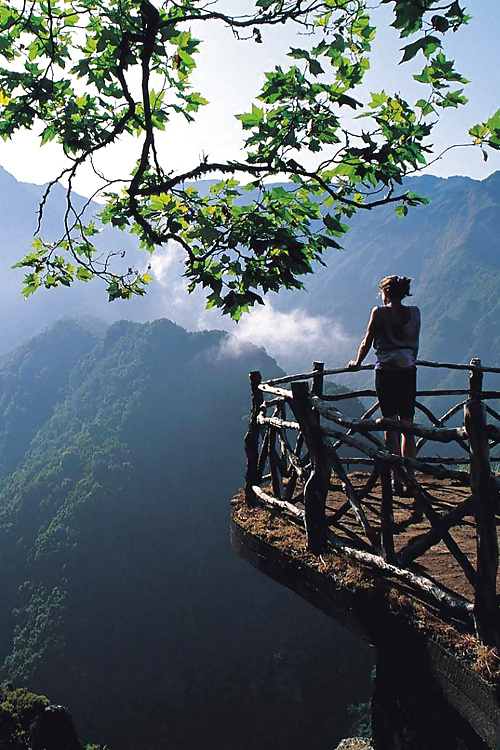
[308,59,324,76]
[323,213,348,236]
[27,42,41,62]
[415,99,434,116]
[40,125,57,146]
[235,103,264,129]
[469,124,489,144]
[486,110,500,136]
[400,36,441,63]
[76,267,93,282]
[369,91,388,109]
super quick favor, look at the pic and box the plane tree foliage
[0,0,498,318]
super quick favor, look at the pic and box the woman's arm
[347,307,378,368]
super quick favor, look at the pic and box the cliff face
[0,317,373,750]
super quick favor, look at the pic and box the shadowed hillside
[0,318,373,750]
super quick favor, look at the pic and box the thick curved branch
[165,0,328,30]
[135,158,408,210]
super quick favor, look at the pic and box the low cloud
[149,241,184,283]
[150,247,354,373]
[147,242,220,328]
[220,302,354,374]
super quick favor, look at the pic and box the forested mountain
[1,167,499,748]
[0,167,165,357]
[0,318,373,750]
[2,167,500,377]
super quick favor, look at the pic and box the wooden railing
[243,359,500,647]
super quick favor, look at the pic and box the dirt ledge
[335,740,373,750]
[231,491,500,685]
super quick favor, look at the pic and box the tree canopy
[0,0,498,318]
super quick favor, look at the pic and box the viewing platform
[231,359,500,750]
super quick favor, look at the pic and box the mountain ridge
[0,316,373,750]
[1,167,500,376]
[268,169,500,377]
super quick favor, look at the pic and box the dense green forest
[0,318,373,749]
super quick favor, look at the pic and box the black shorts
[375,367,417,418]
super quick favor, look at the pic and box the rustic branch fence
[244,359,500,647]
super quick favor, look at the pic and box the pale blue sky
[0,0,498,193]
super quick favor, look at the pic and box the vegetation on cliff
[0,317,373,749]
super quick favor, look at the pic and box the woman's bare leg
[401,415,416,480]
[384,414,404,489]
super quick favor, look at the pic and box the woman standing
[347,275,420,494]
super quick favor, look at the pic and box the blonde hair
[378,275,412,302]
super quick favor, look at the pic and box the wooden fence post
[464,358,500,647]
[380,464,396,564]
[244,371,263,507]
[268,427,282,501]
[311,361,325,398]
[290,381,329,554]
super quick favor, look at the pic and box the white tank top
[374,306,420,369]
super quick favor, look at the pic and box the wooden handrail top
[417,360,500,374]
[323,360,500,376]
[320,389,500,401]
[263,359,500,386]
[263,370,317,386]
[259,383,292,399]
[312,389,377,401]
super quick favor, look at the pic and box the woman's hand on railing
[347,360,360,370]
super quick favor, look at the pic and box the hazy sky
[0,0,498,194]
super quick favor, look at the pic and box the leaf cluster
[0,0,491,317]
[0,685,50,749]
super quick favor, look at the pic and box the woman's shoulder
[369,305,384,322]
[408,306,421,329]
